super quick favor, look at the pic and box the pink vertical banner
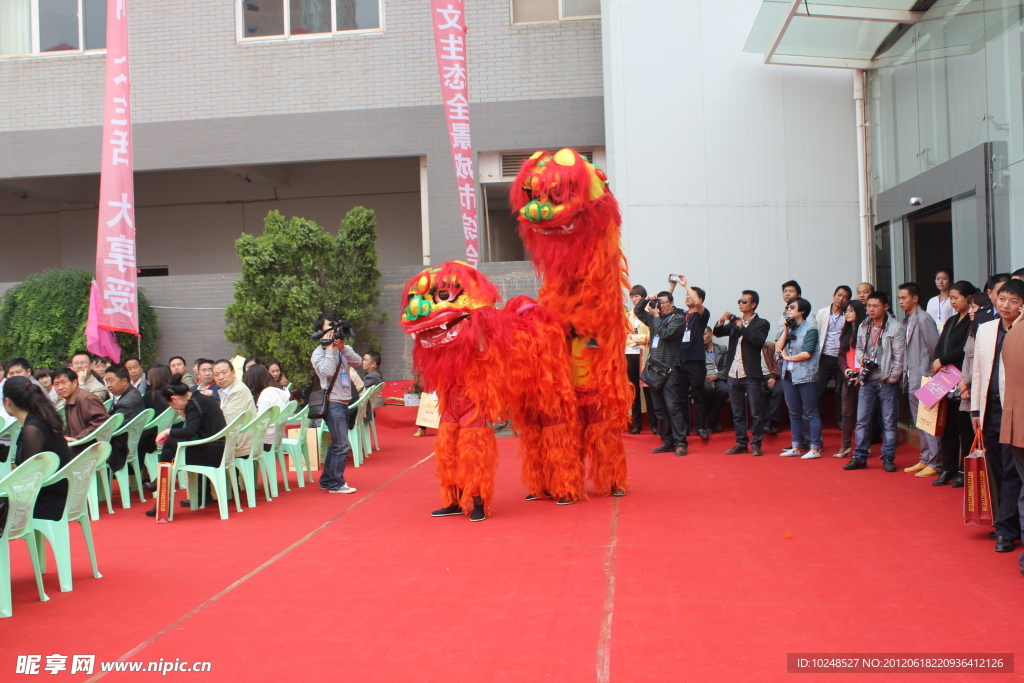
[430,0,479,267]
[94,0,139,335]
[86,281,122,363]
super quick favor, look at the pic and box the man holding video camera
[843,291,906,472]
[312,313,363,494]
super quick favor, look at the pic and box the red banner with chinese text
[431,0,479,266]
[94,0,139,335]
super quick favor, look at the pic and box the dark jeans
[675,360,706,442]
[783,375,822,450]
[852,381,899,462]
[651,371,687,447]
[729,376,766,448]
[840,379,859,450]
[626,353,653,430]
[320,401,351,490]
[986,399,1023,540]
[816,353,844,427]
[1005,446,1024,542]
[703,379,729,429]
[940,407,974,474]
[764,377,785,426]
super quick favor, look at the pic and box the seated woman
[266,360,289,389]
[2,377,73,521]
[243,364,290,450]
[145,374,227,516]
[138,364,172,470]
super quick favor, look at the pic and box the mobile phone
[669,274,680,283]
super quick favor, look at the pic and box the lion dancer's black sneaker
[469,496,486,522]
[431,503,462,517]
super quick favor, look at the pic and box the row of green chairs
[1,443,110,617]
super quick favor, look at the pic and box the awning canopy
[743,0,926,69]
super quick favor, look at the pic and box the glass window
[337,0,379,31]
[512,0,599,23]
[561,0,599,18]
[83,0,106,50]
[0,0,32,56]
[240,0,381,39]
[39,0,79,52]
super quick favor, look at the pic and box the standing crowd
[627,269,1024,576]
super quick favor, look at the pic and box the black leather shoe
[627,427,641,435]
[843,458,867,470]
[951,473,964,488]
[764,424,779,435]
[651,442,674,453]
[145,506,157,517]
[142,480,157,493]
[752,445,763,456]
[933,471,954,486]
[988,531,997,539]
[179,499,192,508]
[697,428,710,440]
[882,460,897,472]
[995,536,1016,553]
[711,420,723,433]
[725,445,748,455]
[675,444,688,457]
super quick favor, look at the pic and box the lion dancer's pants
[435,392,498,515]
[572,338,628,496]
[519,409,585,502]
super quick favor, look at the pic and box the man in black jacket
[714,290,771,456]
[103,364,146,473]
[634,291,689,456]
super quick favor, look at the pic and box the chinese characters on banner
[431,1,479,266]
[93,0,139,337]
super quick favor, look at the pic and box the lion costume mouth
[406,310,470,348]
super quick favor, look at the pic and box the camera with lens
[311,319,355,347]
[784,316,799,331]
[729,315,739,323]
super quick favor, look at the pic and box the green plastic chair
[280,405,313,487]
[366,382,385,452]
[74,413,125,521]
[102,398,113,411]
[34,443,111,593]
[168,410,250,521]
[57,406,66,427]
[0,418,21,481]
[143,407,183,481]
[346,390,374,467]
[105,408,154,509]
[234,407,279,507]
[0,451,60,618]
[266,400,297,492]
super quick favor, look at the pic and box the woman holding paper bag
[933,281,977,486]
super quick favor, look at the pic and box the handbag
[640,357,672,391]
[308,362,343,421]
[963,429,995,527]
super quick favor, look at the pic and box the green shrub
[224,208,385,390]
[0,268,159,369]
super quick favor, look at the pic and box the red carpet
[2,408,1022,681]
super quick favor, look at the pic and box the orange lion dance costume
[510,148,631,497]
[401,262,509,522]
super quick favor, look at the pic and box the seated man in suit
[702,327,729,433]
[213,359,257,462]
[103,363,146,473]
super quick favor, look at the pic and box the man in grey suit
[898,282,942,477]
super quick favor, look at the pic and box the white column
[419,155,430,266]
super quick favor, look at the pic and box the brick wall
[0,264,539,382]
[0,0,602,132]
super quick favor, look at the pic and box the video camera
[311,319,355,347]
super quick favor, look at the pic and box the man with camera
[714,291,771,456]
[312,314,362,494]
[634,291,688,456]
[844,291,906,472]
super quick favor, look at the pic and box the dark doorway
[907,202,953,301]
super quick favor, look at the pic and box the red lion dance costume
[400,262,586,520]
[510,149,631,497]
[401,263,509,522]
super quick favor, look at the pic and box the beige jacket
[971,319,1008,424]
[626,309,651,366]
[220,379,256,457]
